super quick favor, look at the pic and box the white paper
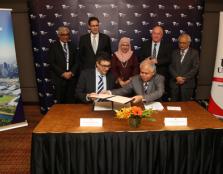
[89,93,114,99]
[144,102,164,111]
[107,95,133,104]
[164,117,187,126]
[167,106,181,111]
[94,101,112,111]
[80,118,103,127]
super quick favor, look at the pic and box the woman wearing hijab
[111,37,139,87]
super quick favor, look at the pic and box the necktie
[97,75,104,94]
[180,50,185,63]
[144,82,149,94]
[63,43,67,57]
[63,43,69,71]
[92,35,97,54]
[152,43,157,58]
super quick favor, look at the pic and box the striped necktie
[97,75,104,93]
[144,82,149,94]
[152,43,157,58]
[63,43,69,71]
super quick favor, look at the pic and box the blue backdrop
[28,0,204,113]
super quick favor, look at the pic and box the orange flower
[131,106,143,116]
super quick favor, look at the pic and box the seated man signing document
[105,60,165,104]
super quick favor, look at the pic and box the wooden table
[33,101,223,133]
[31,101,223,174]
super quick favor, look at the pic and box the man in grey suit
[108,60,165,104]
[169,33,199,101]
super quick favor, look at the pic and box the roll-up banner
[0,8,27,131]
[208,12,223,118]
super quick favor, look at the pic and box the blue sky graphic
[0,10,17,64]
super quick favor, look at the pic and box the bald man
[140,25,172,100]
[48,26,78,103]
[169,33,199,101]
[109,60,165,103]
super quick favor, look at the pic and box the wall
[0,0,38,103]
[196,0,223,99]
[1,0,223,102]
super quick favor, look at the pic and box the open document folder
[89,93,133,104]
[93,101,131,111]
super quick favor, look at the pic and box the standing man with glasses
[48,26,78,103]
[169,33,199,101]
[75,52,115,103]
[140,25,172,100]
[79,17,112,70]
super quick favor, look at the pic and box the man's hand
[145,57,158,64]
[132,95,143,104]
[87,92,97,101]
[62,71,73,79]
[176,76,186,85]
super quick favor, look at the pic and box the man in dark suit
[75,52,115,103]
[140,25,172,100]
[169,33,199,101]
[79,17,112,70]
[48,26,78,103]
[108,60,165,104]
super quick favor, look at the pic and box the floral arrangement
[115,106,155,127]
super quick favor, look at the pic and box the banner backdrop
[0,9,27,131]
[208,12,223,118]
[28,0,204,113]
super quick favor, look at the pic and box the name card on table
[167,106,181,111]
[164,117,187,126]
[80,118,103,127]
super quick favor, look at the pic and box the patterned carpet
[0,105,42,174]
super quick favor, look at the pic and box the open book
[89,93,133,104]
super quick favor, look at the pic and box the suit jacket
[79,33,111,70]
[140,39,172,77]
[111,74,165,103]
[48,41,78,85]
[169,48,199,89]
[75,68,115,103]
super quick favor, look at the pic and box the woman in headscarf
[111,37,139,87]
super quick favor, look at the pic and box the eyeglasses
[60,33,69,36]
[99,63,111,68]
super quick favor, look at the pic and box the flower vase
[128,117,141,128]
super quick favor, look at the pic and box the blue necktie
[97,75,104,94]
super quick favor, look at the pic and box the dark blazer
[111,74,165,103]
[75,69,115,103]
[48,41,78,79]
[140,39,172,77]
[79,33,111,70]
[169,48,199,89]
[48,41,78,103]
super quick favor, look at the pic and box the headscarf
[114,37,133,62]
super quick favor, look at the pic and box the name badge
[164,117,187,126]
[80,118,103,127]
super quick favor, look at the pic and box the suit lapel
[87,34,95,55]
[97,33,102,54]
[181,48,190,64]
[57,42,66,59]
[157,41,163,59]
